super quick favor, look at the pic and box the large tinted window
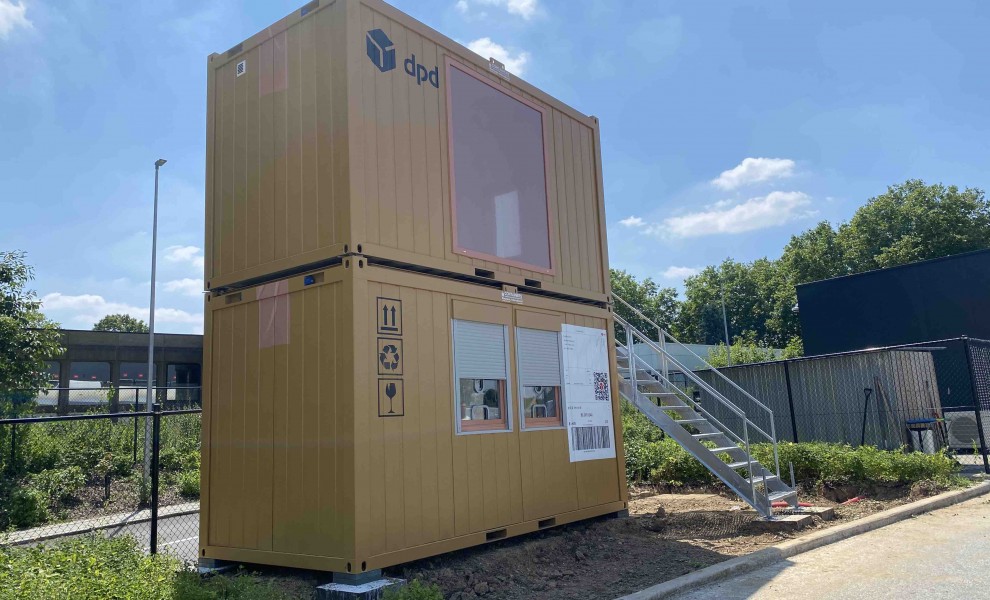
[447,62,552,272]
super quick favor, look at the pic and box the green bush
[622,401,964,489]
[178,468,201,499]
[7,487,49,529]
[382,580,443,600]
[28,466,86,511]
[0,535,179,600]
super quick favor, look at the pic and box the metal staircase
[612,294,797,518]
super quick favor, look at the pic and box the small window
[167,363,201,387]
[120,362,155,387]
[69,361,111,387]
[453,319,511,433]
[517,328,563,428]
[447,60,552,273]
[44,361,60,388]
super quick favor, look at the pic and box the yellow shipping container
[201,260,627,574]
[206,0,610,304]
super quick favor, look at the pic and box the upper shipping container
[206,0,611,303]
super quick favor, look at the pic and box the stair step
[642,392,678,397]
[726,461,752,469]
[769,490,798,502]
[692,432,726,440]
[675,418,707,425]
[745,474,780,485]
[658,405,695,413]
[711,446,743,453]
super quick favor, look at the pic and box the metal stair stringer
[611,301,799,519]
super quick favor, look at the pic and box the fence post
[149,402,161,554]
[9,423,16,474]
[962,337,990,475]
[133,388,139,465]
[783,361,799,443]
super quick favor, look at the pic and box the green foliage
[28,466,85,512]
[622,402,964,488]
[706,332,779,367]
[0,250,64,405]
[382,580,444,600]
[172,570,300,600]
[0,535,180,600]
[610,268,679,340]
[92,313,150,333]
[7,487,49,528]
[781,335,804,359]
[178,467,201,498]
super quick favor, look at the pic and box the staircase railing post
[743,419,758,515]
[658,326,669,384]
[626,325,637,397]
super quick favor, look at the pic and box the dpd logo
[366,29,395,73]
[365,29,439,89]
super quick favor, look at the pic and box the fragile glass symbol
[385,382,398,414]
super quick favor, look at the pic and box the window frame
[444,56,556,275]
[451,318,514,435]
[516,326,566,430]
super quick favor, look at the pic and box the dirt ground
[386,485,924,600]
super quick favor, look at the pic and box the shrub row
[622,401,964,489]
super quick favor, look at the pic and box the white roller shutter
[517,328,561,386]
[453,320,508,379]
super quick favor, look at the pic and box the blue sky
[1,0,987,334]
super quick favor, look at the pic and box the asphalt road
[672,495,990,600]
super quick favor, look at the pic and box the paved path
[673,495,990,600]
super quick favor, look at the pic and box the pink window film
[448,64,552,271]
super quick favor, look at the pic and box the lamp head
[155,159,167,168]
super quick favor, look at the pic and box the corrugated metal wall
[206,276,354,558]
[353,269,621,560]
[206,0,349,289]
[695,350,941,449]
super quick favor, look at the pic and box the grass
[621,400,967,490]
[0,535,308,600]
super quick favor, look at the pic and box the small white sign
[488,57,511,81]
[561,325,616,462]
[236,60,247,77]
[500,290,523,304]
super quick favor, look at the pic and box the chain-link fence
[0,391,201,562]
[671,338,990,473]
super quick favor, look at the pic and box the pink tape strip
[258,280,290,348]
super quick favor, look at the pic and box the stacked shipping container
[201,0,626,575]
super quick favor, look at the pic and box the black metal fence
[0,392,201,561]
[685,337,990,473]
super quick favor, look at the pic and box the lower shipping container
[200,259,627,573]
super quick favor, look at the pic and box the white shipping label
[561,324,616,462]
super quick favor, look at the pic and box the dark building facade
[40,329,203,413]
[797,249,990,411]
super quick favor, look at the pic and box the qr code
[594,372,609,402]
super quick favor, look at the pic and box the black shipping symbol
[376,297,402,336]
[377,338,403,375]
[378,379,404,417]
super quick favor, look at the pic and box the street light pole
[720,279,731,366]
[144,158,166,483]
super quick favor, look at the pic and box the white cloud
[41,292,203,332]
[466,37,530,75]
[662,266,700,279]
[164,278,204,297]
[165,245,205,272]
[456,0,539,20]
[619,216,645,227]
[656,191,813,238]
[0,0,31,40]
[711,158,796,190]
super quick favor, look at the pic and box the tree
[610,269,679,340]
[675,259,798,348]
[780,221,846,285]
[0,251,63,398]
[93,314,149,333]
[706,332,779,367]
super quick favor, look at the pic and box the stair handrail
[617,341,748,447]
[612,304,782,479]
[613,292,776,416]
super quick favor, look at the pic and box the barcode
[571,426,611,451]
[594,372,609,402]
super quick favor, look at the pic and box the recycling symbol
[379,344,400,371]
